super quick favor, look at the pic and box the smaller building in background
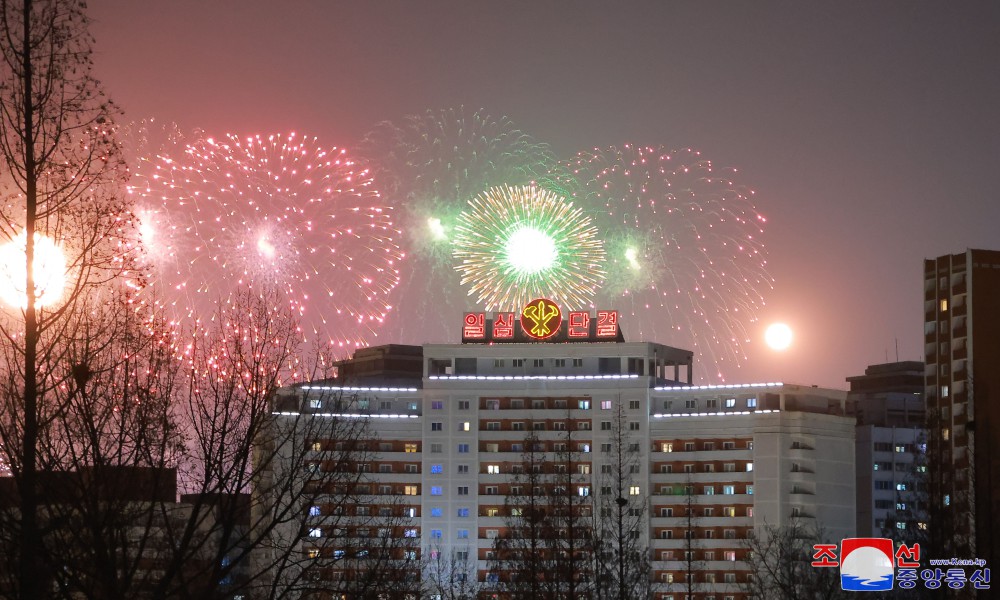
[848,361,926,538]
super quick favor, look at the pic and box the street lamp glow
[764,322,793,351]
[0,232,68,309]
[504,226,557,274]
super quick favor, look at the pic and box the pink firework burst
[128,130,402,354]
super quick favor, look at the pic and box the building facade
[281,335,856,599]
[924,249,1000,566]
[848,361,926,538]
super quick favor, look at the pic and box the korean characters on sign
[461,301,622,344]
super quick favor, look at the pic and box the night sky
[89,2,1000,388]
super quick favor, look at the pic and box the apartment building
[281,311,856,600]
[848,361,926,537]
[924,249,1000,566]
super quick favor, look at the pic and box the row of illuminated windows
[660,463,751,474]
[309,398,419,411]
[658,550,736,562]
[655,484,753,497]
[491,358,586,368]
[873,462,925,472]
[430,400,472,410]
[658,484,753,497]
[658,529,746,544]
[660,397,757,410]
[431,421,473,431]
[872,442,925,453]
[426,443,473,453]
[657,504,752,518]
[658,441,752,452]
[430,486,470,496]
[476,398,645,411]
[428,507,472,518]
[660,570,741,582]
[874,480,923,491]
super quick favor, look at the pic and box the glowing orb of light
[764,322,793,351]
[427,217,447,241]
[257,236,276,259]
[505,226,557,274]
[0,232,68,309]
[624,247,640,270]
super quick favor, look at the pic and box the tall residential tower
[924,249,1000,566]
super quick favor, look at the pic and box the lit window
[309,528,322,538]
[309,505,321,516]
[725,398,736,408]
[579,400,590,409]
[746,462,754,472]
[310,441,322,452]
[430,486,442,496]
[430,507,442,517]
[747,398,757,408]
[629,486,641,496]
[431,529,442,539]
[405,443,418,453]
[457,529,469,539]
[404,485,418,496]
[487,465,500,474]
[430,464,443,474]
[724,551,736,561]
[723,485,735,495]
[431,401,443,410]
[578,486,591,497]
[307,549,319,558]
[601,400,612,410]
[941,299,948,312]
[661,442,673,452]
[457,508,470,517]
[460,421,471,431]
[309,398,323,409]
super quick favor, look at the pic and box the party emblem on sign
[520,298,562,340]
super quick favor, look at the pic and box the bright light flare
[764,322,793,351]
[427,217,447,241]
[624,247,640,270]
[505,226,557,274]
[0,232,68,309]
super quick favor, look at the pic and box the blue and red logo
[840,538,895,591]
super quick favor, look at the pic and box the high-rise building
[277,310,856,599]
[923,249,1000,566]
[847,361,926,537]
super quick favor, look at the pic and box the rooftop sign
[462,298,623,344]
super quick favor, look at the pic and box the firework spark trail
[453,185,605,310]
[127,127,402,354]
[359,108,561,341]
[558,144,772,382]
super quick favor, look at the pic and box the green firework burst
[452,185,606,310]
